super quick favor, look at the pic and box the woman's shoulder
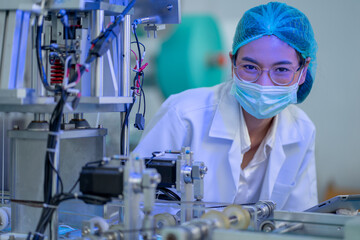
[163,81,232,115]
[282,105,315,132]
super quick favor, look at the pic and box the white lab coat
[134,80,318,211]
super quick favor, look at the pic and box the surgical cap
[232,2,318,103]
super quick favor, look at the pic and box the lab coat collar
[208,81,240,140]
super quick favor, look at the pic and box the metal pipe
[120,15,131,156]
[92,10,104,97]
[273,223,304,234]
[34,113,45,122]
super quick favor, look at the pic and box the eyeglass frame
[232,54,306,86]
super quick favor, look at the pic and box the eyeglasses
[234,63,303,86]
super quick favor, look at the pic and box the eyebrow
[240,56,294,66]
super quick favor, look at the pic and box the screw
[157,220,164,228]
[167,4,173,11]
[263,225,273,232]
[200,166,208,176]
[82,227,90,235]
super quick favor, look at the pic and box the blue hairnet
[232,2,317,103]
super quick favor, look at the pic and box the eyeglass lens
[236,64,298,85]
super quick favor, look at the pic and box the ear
[299,57,311,85]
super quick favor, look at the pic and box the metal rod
[229,215,238,224]
[273,223,304,234]
[1,113,5,204]
[120,14,131,156]
[92,10,104,97]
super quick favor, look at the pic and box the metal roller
[223,205,251,230]
[201,210,230,229]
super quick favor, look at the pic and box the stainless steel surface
[123,156,143,240]
[9,128,106,233]
[133,0,181,24]
[122,14,131,97]
[273,211,355,225]
[92,10,104,97]
[212,228,333,240]
[84,1,130,15]
[0,10,29,89]
[270,211,358,239]
[0,11,6,70]
[0,96,132,113]
[120,14,131,156]
[0,0,86,10]
[16,11,30,89]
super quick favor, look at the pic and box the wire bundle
[131,24,147,120]
[28,193,109,240]
[31,1,138,238]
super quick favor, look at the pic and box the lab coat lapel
[260,134,286,201]
[260,107,304,208]
[227,126,242,192]
[209,81,242,191]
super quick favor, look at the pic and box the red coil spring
[50,59,64,84]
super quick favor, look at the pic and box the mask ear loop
[231,54,237,78]
[296,67,305,85]
[296,56,311,85]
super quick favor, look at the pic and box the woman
[135,2,318,211]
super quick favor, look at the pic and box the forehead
[236,35,299,64]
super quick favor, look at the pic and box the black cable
[43,88,68,203]
[68,160,104,193]
[131,41,145,52]
[132,24,142,68]
[68,177,79,193]
[47,153,64,194]
[49,219,52,240]
[120,101,134,155]
[31,193,110,240]
[137,82,142,114]
[33,1,138,237]
[131,23,146,120]
[157,188,181,202]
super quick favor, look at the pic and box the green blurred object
[157,15,225,98]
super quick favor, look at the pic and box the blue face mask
[231,75,300,119]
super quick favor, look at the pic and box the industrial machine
[0,0,359,240]
[0,0,181,239]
